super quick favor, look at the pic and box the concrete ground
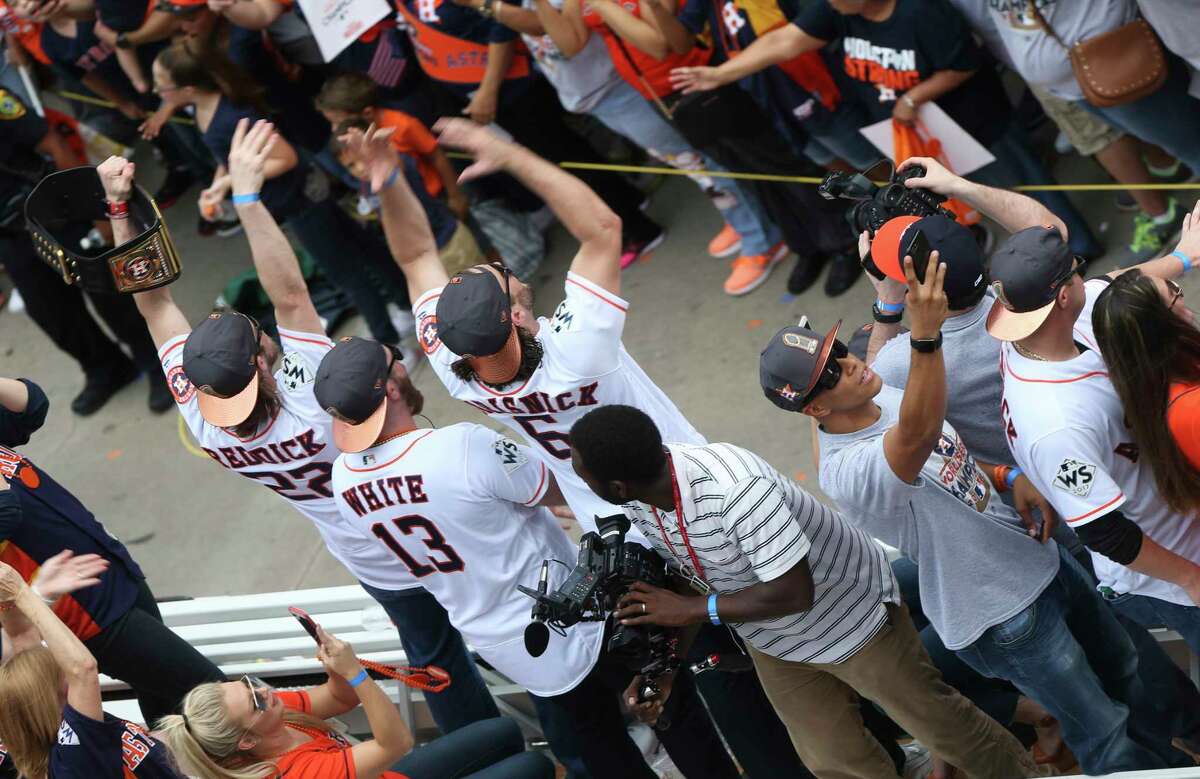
[2,146,1197,600]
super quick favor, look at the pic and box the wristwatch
[901,95,917,109]
[116,32,132,49]
[478,0,496,17]
[872,302,903,324]
[910,332,943,353]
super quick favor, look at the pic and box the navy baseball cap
[435,267,520,384]
[759,320,843,412]
[314,337,394,453]
[872,215,986,309]
[987,226,1076,342]
[183,312,261,427]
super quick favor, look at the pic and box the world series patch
[1053,458,1096,497]
[493,437,528,474]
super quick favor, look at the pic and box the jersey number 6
[371,515,466,578]
[513,414,572,460]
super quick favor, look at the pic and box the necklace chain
[1013,342,1048,361]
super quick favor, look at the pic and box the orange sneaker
[723,242,789,296]
[707,223,742,258]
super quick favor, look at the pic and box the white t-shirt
[415,272,705,536]
[1000,279,1200,607]
[331,423,603,696]
[160,328,417,592]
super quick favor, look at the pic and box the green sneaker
[1130,197,1183,254]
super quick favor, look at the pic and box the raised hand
[432,118,512,183]
[1172,199,1200,264]
[227,118,277,198]
[315,624,362,681]
[33,550,110,601]
[897,156,958,197]
[668,65,724,94]
[96,156,136,203]
[903,249,947,340]
[0,561,28,603]
[337,123,400,194]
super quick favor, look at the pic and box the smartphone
[289,606,321,644]
[903,228,933,283]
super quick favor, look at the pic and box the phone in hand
[289,606,321,644]
[903,228,933,283]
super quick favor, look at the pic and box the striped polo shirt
[622,443,898,664]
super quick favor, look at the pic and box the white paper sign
[858,102,996,176]
[297,0,391,62]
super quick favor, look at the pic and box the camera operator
[568,404,1041,779]
[316,337,737,779]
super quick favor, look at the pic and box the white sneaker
[389,304,416,338]
[902,742,934,779]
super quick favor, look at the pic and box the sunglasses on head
[1166,278,1185,310]
[488,261,512,299]
[800,340,848,406]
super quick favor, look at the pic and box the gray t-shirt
[522,0,622,113]
[948,0,1135,100]
[871,290,1011,466]
[818,385,1060,650]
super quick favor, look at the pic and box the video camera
[518,514,680,705]
[818,159,955,236]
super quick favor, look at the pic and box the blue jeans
[359,583,499,734]
[586,80,781,255]
[1109,591,1200,653]
[802,101,887,170]
[392,718,554,779]
[1078,56,1200,179]
[955,545,1183,774]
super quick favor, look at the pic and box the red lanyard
[650,452,707,582]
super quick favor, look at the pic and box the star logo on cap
[776,384,799,401]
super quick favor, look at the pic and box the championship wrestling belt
[24,166,182,294]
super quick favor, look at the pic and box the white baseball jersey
[1000,279,1200,606]
[414,272,705,535]
[331,423,604,696]
[160,328,418,592]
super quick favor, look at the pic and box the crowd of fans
[2,0,1200,777]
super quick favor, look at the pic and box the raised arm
[435,118,623,294]
[642,0,695,55]
[339,125,449,303]
[228,119,323,334]
[668,23,825,93]
[206,0,284,30]
[897,157,1067,239]
[588,0,670,60]
[458,0,547,38]
[97,157,191,348]
[882,252,949,484]
[547,0,592,57]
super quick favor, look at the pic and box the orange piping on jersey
[395,2,530,84]
[279,332,333,350]
[472,373,534,397]
[1003,350,1107,384]
[565,277,628,312]
[160,338,186,361]
[1065,493,1125,525]
[221,405,281,443]
[344,430,435,472]
[523,463,548,506]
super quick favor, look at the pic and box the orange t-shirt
[273,690,409,779]
[581,0,709,100]
[1167,382,1200,471]
[375,108,442,197]
[0,0,50,64]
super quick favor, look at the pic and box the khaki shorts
[440,220,485,277]
[1030,84,1124,156]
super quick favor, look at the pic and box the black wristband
[910,332,942,353]
[872,303,903,324]
[116,32,132,49]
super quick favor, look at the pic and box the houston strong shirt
[1000,279,1200,607]
[331,424,604,696]
[159,328,417,592]
[415,272,704,534]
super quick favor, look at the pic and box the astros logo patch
[167,365,196,404]
[0,90,26,120]
[418,313,441,355]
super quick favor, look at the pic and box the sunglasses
[488,260,512,300]
[1167,278,1185,310]
[241,675,271,736]
[801,340,849,406]
[1047,257,1086,294]
[384,342,404,374]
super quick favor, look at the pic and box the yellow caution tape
[177,414,209,458]
[49,89,196,125]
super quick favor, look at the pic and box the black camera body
[518,514,679,694]
[818,159,956,235]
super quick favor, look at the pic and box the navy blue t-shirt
[49,705,184,779]
[40,20,163,99]
[202,97,308,221]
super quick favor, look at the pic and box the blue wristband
[1005,467,1021,490]
[382,167,401,190]
[876,299,905,314]
[707,593,721,625]
[347,669,369,688]
[231,192,260,205]
[1171,250,1192,272]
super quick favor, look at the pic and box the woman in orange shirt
[158,624,552,779]
[1093,262,1200,514]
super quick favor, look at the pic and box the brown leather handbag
[1029,2,1167,108]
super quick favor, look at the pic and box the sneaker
[723,242,788,296]
[1130,198,1184,254]
[71,360,139,416]
[823,250,862,297]
[197,215,218,238]
[214,214,243,238]
[620,228,667,269]
[785,254,830,295]
[1114,190,1139,212]
[901,742,933,779]
[147,372,174,414]
[707,223,742,258]
[154,167,196,209]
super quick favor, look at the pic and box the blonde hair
[0,647,64,779]
[157,682,334,779]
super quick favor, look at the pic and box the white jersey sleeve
[274,327,334,421]
[465,427,551,507]
[1073,278,1111,350]
[546,272,628,379]
[1025,430,1127,528]
[412,286,470,396]
[159,333,206,435]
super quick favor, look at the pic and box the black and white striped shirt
[623,443,898,664]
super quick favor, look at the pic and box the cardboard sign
[858,102,995,176]
[297,0,391,62]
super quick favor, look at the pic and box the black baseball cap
[435,267,520,384]
[759,320,843,412]
[986,226,1075,342]
[872,215,986,309]
[314,337,394,453]
[183,312,261,427]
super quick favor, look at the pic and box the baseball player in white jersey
[99,120,499,733]
[989,223,1200,625]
